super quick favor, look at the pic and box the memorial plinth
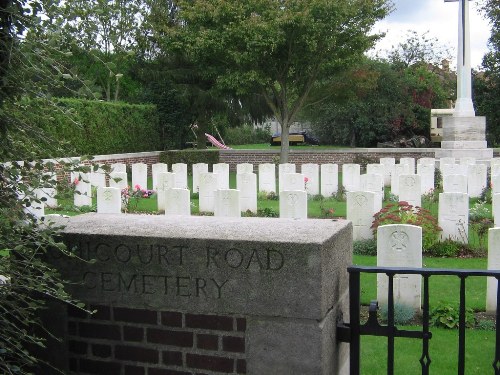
[43,214,352,375]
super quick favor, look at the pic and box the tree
[163,0,391,161]
[0,2,90,373]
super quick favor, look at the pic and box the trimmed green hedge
[12,98,161,156]
[159,150,220,174]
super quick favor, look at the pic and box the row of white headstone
[377,224,500,314]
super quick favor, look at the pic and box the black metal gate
[337,266,500,374]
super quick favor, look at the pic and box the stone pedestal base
[437,116,493,159]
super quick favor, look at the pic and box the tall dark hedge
[12,98,161,157]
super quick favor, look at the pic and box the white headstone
[258,163,276,193]
[214,189,241,218]
[97,187,121,214]
[493,175,500,195]
[494,193,500,226]
[192,163,208,193]
[360,173,383,211]
[172,163,188,189]
[390,164,410,196]
[320,164,338,197]
[439,157,456,172]
[157,172,176,211]
[279,190,308,219]
[237,163,254,175]
[213,163,230,190]
[417,163,435,195]
[417,158,436,167]
[399,174,422,207]
[443,174,468,194]
[347,191,377,241]
[152,163,169,190]
[487,228,500,312]
[111,163,127,173]
[399,158,415,174]
[38,172,58,208]
[366,164,385,178]
[301,163,320,195]
[380,158,396,187]
[279,163,296,192]
[467,163,487,198]
[109,172,128,190]
[377,224,422,310]
[441,163,468,177]
[132,163,148,191]
[90,165,106,189]
[237,173,257,213]
[199,172,219,213]
[281,173,305,192]
[439,192,469,243]
[165,188,191,216]
[342,164,361,192]
[459,157,476,166]
[24,189,45,219]
[72,172,92,207]
[491,158,500,168]
[491,164,500,179]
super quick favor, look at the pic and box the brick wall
[67,305,246,375]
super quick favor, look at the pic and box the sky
[370,0,492,69]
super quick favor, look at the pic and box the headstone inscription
[258,163,276,193]
[342,164,361,192]
[347,191,377,241]
[398,174,421,207]
[164,188,191,216]
[379,157,395,187]
[132,163,148,191]
[301,163,320,195]
[279,163,296,192]
[280,191,308,219]
[192,163,208,193]
[199,172,219,213]
[213,163,230,190]
[237,173,257,213]
[486,228,500,313]
[214,189,241,218]
[152,163,168,190]
[439,192,469,243]
[377,224,422,310]
[320,164,338,197]
[97,187,121,214]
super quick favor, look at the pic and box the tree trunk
[196,115,208,150]
[279,121,290,163]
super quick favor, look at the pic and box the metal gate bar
[338,266,500,375]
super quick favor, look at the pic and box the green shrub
[371,202,441,252]
[380,303,416,325]
[223,124,270,145]
[7,98,161,158]
[426,239,461,257]
[430,304,476,329]
[353,239,377,256]
[257,207,279,217]
[159,150,220,173]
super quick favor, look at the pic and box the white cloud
[370,0,491,69]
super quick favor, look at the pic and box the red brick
[161,311,182,327]
[197,334,218,350]
[147,328,193,347]
[92,344,112,358]
[237,359,247,374]
[186,353,234,373]
[69,340,87,355]
[123,326,144,342]
[149,369,191,375]
[90,305,111,320]
[185,314,233,331]
[79,359,121,374]
[125,365,145,375]
[236,318,246,332]
[79,322,121,340]
[114,307,157,324]
[162,350,183,366]
[222,336,245,353]
[115,345,159,364]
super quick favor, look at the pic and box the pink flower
[143,193,148,198]
[134,184,141,190]
[73,177,79,185]
[304,177,309,182]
